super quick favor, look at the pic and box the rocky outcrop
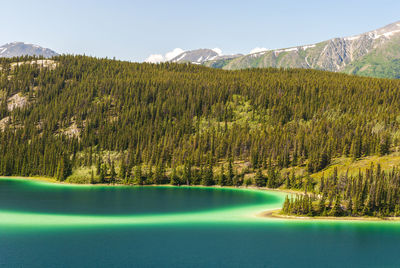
[209,20,400,78]
[0,42,58,58]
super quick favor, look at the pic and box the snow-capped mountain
[0,42,58,58]
[209,20,400,78]
[170,49,242,65]
[170,49,219,64]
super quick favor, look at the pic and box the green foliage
[218,164,227,186]
[345,51,400,79]
[201,163,214,186]
[282,163,400,217]
[283,194,314,216]
[0,55,400,190]
[254,168,266,187]
[134,165,144,185]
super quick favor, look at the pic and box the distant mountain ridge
[170,48,243,65]
[166,21,400,78]
[205,21,400,78]
[170,49,219,64]
[6,20,400,79]
[0,42,58,58]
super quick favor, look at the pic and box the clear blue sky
[2,0,400,62]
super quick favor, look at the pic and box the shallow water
[0,179,278,215]
[1,178,400,267]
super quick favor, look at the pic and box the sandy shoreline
[257,209,400,222]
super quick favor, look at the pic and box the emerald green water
[1,178,400,267]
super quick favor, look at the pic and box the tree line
[0,55,400,188]
[282,164,400,217]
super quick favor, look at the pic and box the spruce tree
[110,161,116,184]
[218,165,226,186]
[255,168,265,187]
[134,165,143,185]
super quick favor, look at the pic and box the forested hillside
[1,55,400,194]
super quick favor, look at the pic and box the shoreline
[3,176,400,223]
[0,176,299,193]
[257,209,400,222]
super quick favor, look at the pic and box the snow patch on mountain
[250,47,269,54]
[145,48,185,63]
[302,44,316,50]
[375,29,400,39]
[274,47,298,56]
[345,35,361,41]
[174,53,187,62]
[0,42,58,58]
[212,48,222,56]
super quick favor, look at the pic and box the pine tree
[255,168,265,187]
[153,162,165,184]
[379,134,390,156]
[226,158,234,186]
[99,164,106,183]
[90,169,95,184]
[56,154,71,181]
[134,165,143,185]
[181,160,191,185]
[110,161,116,184]
[170,166,180,185]
[285,173,290,188]
[218,164,226,186]
[96,156,101,176]
[329,194,343,217]
[318,193,327,213]
[267,166,278,188]
[348,197,353,216]
[282,195,290,214]
[201,163,214,186]
[318,150,330,170]
[119,159,127,180]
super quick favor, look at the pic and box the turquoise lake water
[1,178,400,267]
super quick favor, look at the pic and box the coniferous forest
[2,55,400,217]
[282,165,400,217]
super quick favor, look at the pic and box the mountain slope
[207,21,400,78]
[1,56,400,184]
[0,42,58,58]
[170,49,219,64]
[170,48,242,65]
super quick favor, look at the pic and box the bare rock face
[347,34,375,61]
[7,93,28,111]
[212,20,400,78]
[315,21,400,72]
[316,38,351,71]
[171,49,242,65]
[0,42,58,58]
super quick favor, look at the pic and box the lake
[1,178,400,267]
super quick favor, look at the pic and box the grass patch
[66,166,98,184]
[281,152,400,181]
